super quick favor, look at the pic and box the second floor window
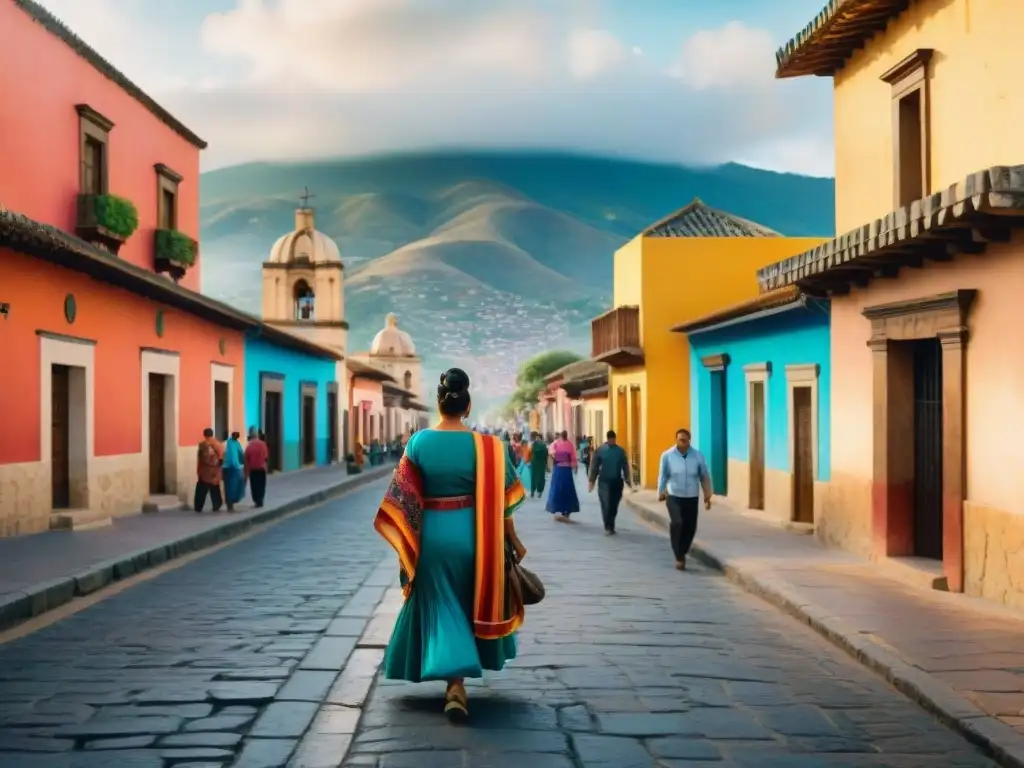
[881,49,933,209]
[82,137,104,195]
[76,104,113,196]
[155,164,182,230]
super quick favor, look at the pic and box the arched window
[293,280,315,321]
[403,371,412,390]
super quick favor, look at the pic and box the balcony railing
[591,305,643,368]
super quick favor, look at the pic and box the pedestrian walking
[587,430,632,535]
[194,427,224,513]
[657,428,712,570]
[578,435,592,477]
[374,368,530,722]
[546,430,580,521]
[222,431,246,511]
[527,431,548,498]
[244,427,269,508]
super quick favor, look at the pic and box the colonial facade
[543,360,609,443]
[760,0,1024,605]
[590,199,826,488]
[0,0,342,535]
[679,288,831,527]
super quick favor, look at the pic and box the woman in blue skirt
[546,430,580,521]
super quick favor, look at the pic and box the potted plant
[344,453,362,474]
[76,193,139,253]
[154,229,197,282]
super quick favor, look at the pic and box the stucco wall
[243,337,337,471]
[828,236,1024,604]
[833,0,1024,232]
[0,1,203,291]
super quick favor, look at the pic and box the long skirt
[383,507,517,682]
[546,465,580,515]
[517,460,532,494]
[223,467,246,506]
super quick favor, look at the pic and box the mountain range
[199,150,835,409]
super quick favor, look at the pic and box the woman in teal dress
[374,368,529,722]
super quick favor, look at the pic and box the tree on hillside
[504,349,583,415]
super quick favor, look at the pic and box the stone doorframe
[785,363,820,488]
[863,289,976,592]
[300,381,318,466]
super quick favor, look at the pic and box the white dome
[267,208,341,264]
[370,313,416,357]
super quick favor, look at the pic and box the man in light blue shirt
[657,428,712,570]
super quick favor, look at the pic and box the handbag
[506,542,545,605]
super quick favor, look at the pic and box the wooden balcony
[591,305,643,368]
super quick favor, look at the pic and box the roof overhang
[348,359,395,382]
[580,385,609,399]
[672,287,808,335]
[757,165,1024,295]
[545,360,608,385]
[776,0,911,79]
[0,207,342,360]
[591,348,644,368]
[562,372,610,399]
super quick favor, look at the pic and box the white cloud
[37,0,834,176]
[668,21,776,90]
[567,29,626,79]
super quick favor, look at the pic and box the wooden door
[616,388,627,440]
[749,381,765,510]
[51,364,71,509]
[912,339,944,559]
[792,386,814,523]
[264,391,283,472]
[302,395,316,465]
[710,369,728,495]
[214,381,229,441]
[629,387,642,487]
[327,391,338,462]
[148,373,166,494]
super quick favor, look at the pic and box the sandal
[444,682,468,723]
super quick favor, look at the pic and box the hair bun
[440,368,469,394]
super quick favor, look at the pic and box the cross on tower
[300,186,315,208]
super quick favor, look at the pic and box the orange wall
[831,234,1024,517]
[0,2,203,291]
[0,249,244,464]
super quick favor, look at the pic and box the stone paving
[627,490,1024,744]
[0,479,395,768]
[342,477,998,768]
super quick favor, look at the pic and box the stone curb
[626,497,1024,768]
[0,465,395,632]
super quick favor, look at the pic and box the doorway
[264,390,283,472]
[214,381,229,441]
[912,338,944,560]
[51,364,71,509]
[628,386,642,486]
[327,386,338,463]
[300,383,317,466]
[148,373,167,494]
[709,369,728,496]
[748,379,766,510]
[792,386,814,524]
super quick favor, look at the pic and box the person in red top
[244,427,270,508]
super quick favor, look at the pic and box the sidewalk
[0,462,394,631]
[626,491,1024,767]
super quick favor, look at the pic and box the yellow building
[760,0,1024,605]
[591,200,825,488]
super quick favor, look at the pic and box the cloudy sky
[36,0,834,175]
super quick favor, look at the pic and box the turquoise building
[680,288,830,526]
[243,335,342,473]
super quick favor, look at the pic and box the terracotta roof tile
[643,199,779,238]
[671,286,805,334]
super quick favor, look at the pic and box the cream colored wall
[833,0,1024,232]
[612,235,644,307]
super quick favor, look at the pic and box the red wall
[0,2,203,291]
[0,249,245,464]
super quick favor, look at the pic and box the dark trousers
[249,469,267,507]
[194,481,223,512]
[666,495,699,560]
[598,479,623,531]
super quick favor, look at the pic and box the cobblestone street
[0,474,1001,767]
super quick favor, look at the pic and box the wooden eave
[561,372,610,399]
[775,0,911,79]
[580,385,609,399]
[545,360,608,385]
[0,207,342,361]
[671,286,804,334]
[592,347,644,369]
[347,359,395,383]
[756,166,1024,295]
